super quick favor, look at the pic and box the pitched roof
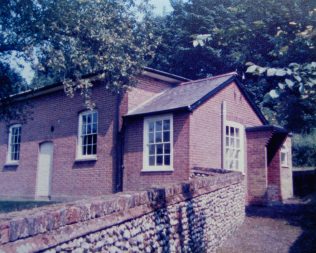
[126,72,268,125]
[9,67,189,101]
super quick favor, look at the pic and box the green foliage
[0,0,159,116]
[246,62,316,132]
[246,62,316,99]
[151,0,316,132]
[292,130,316,167]
[0,63,31,123]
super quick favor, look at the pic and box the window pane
[230,127,234,137]
[87,114,92,124]
[93,112,98,123]
[226,126,229,135]
[164,155,170,165]
[156,121,162,131]
[157,144,163,154]
[156,155,163,165]
[164,144,170,154]
[163,131,170,142]
[149,156,155,166]
[149,133,154,143]
[226,137,229,146]
[149,145,155,155]
[92,134,97,145]
[281,153,286,162]
[236,139,240,148]
[163,120,170,131]
[83,145,87,155]
[87,145,92,155]
[92,123,97,134]
[149,122,155,132]
[82,124,87,135]
[82,115,87,124]
[155,132,162,143]
[230,138,234,147]
[92,144,97,155]
[236,128,240,138]
[87,124,92,134]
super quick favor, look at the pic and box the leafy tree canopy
[0,0,158,117]
[151,0,315,132]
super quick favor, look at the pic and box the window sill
[75,156,97,162]
[4,161,19,166]
[141,168,174,173]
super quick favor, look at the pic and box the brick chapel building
[0,68,293,204]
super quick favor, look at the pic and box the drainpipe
[114,93,123,193]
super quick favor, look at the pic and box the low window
[224,121,245,173]
[77,110,98,159]
[143,114,173,171]
[281,145,288,167]
[7,124,22,163]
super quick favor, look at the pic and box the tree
[150,0,315,132]
[0,0,158,119]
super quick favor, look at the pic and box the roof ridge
[179,71,237,86]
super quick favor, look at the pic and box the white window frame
[7,124,22,164]
[280,145,289,167]
[224,121,245,173]
[76,110,98,161]
[142,114,173,172]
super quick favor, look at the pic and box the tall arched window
[224,121,245,173]
[77,110,98,159]
[7,124,22,163]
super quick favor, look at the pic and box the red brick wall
[126,76,173,112]
[123,111,190,191]
[0,76,178,199]
[0,84,117,199]
[189,81,263,170]
[246,131,273,204]
[267,148,282,202]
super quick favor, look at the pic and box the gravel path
[217,194,316,253]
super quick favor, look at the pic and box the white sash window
[143,114,173,171]
[224,121,245,173]
[77,110,98,159]
[7,124,22,163]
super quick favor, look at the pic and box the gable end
[189,76,268,125]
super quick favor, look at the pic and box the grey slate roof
[126,72,237,117]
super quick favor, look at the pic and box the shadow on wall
[148,183,206,252]
[246,193,316,253]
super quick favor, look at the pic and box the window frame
[280,145,289,167]
[76,110,98,161]
[223,121,245,173]
[142,114,174,172]
[6,124,22,165]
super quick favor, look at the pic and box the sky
[151,0,172,15]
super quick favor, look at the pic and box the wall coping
[0,172,243,252]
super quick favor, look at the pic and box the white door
[36,142,53,199]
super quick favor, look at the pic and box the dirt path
[217,194,316,253]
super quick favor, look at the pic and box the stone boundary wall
[0,172,245,253]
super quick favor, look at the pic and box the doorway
[36,142,54,199]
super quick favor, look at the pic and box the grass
[0,200,57,213]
